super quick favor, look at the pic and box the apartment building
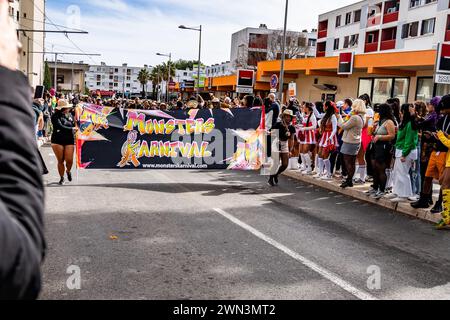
[317,0,449,57]
[230,24,317,69]
[205,61,234,78]
[8,0,45,88]
[85,63,153,97]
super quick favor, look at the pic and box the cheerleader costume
[300,113,317,145]
[319,115,338,151]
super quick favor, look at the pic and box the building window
[354,10,361,23]
[401,21,419,38]
[345,12,352,25]
[336,15,341,27]
[416,77,434,101]
[248,33,268,49]
[421,18,435,35]
[308,39,317,47]
[334,38,340,50]
[358,78,409,105]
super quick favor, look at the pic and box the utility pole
[179,25,202,95]
[278,0,289,103]
[71,62,74,94]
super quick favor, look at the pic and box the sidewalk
[282,169,442,224]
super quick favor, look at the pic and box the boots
[436,190,450,230]
[411,193,432,209]
[430,191,443,214]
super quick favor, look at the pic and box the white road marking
[213,208,378,301]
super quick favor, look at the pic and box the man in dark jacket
[0,0,45,300]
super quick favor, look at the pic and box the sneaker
[390,197,408,203]
[58,176,65,186]
[408,195,420,202]
[353,178,366,185]
[371,191,386,200]
[321,175,333,181]
[312,173,323,179]
[267,176,275,187]
[274,175,279,185]
[67,171,72,182]
[384,193,398,200]
[365,188,378,195]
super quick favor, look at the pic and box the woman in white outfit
[386,103,419,202]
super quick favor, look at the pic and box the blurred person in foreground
[0,0,45,299]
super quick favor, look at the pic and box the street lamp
[156,52,172,103]
[178,25,202,95]
[279,0,289,103]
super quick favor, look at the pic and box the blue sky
[45,0,355,67]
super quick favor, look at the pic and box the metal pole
[27,36,30,82]
[71,62,74,94]
[54,53,58,92]
[278,0,289,103]
[197,25,202,95]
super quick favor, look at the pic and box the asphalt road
[40,145,450,300]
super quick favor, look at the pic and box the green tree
[137,68,151,98]
[174,59,201,71]
[43,61,52,90]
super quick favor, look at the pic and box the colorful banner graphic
[76,104,264,170]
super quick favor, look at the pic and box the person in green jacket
[386,103,419,202]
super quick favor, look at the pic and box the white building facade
[85,63,153,97]
[8,0,45,88]
[317,0,450,57]
[230,24,317,69]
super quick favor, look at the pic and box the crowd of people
[38,91,450,230]
[267,93,450,230]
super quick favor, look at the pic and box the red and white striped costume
[319,114,338,149]
[299,113,317,145]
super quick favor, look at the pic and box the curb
[283,170,441,224]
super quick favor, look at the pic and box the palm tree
[150,65,163,100]
[137,68,151,98]
[159,61,176,82]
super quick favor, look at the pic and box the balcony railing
[316,50,326,57]
[383,11,399,24]
[446,29,450,42]
[367,15,381,27]
[380,39,396,51]
[318,29,327,39]
[364,42,378,53]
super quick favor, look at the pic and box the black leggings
[343,154,356,183]
[371,157,392,192]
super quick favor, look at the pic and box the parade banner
[76,104,264,170]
